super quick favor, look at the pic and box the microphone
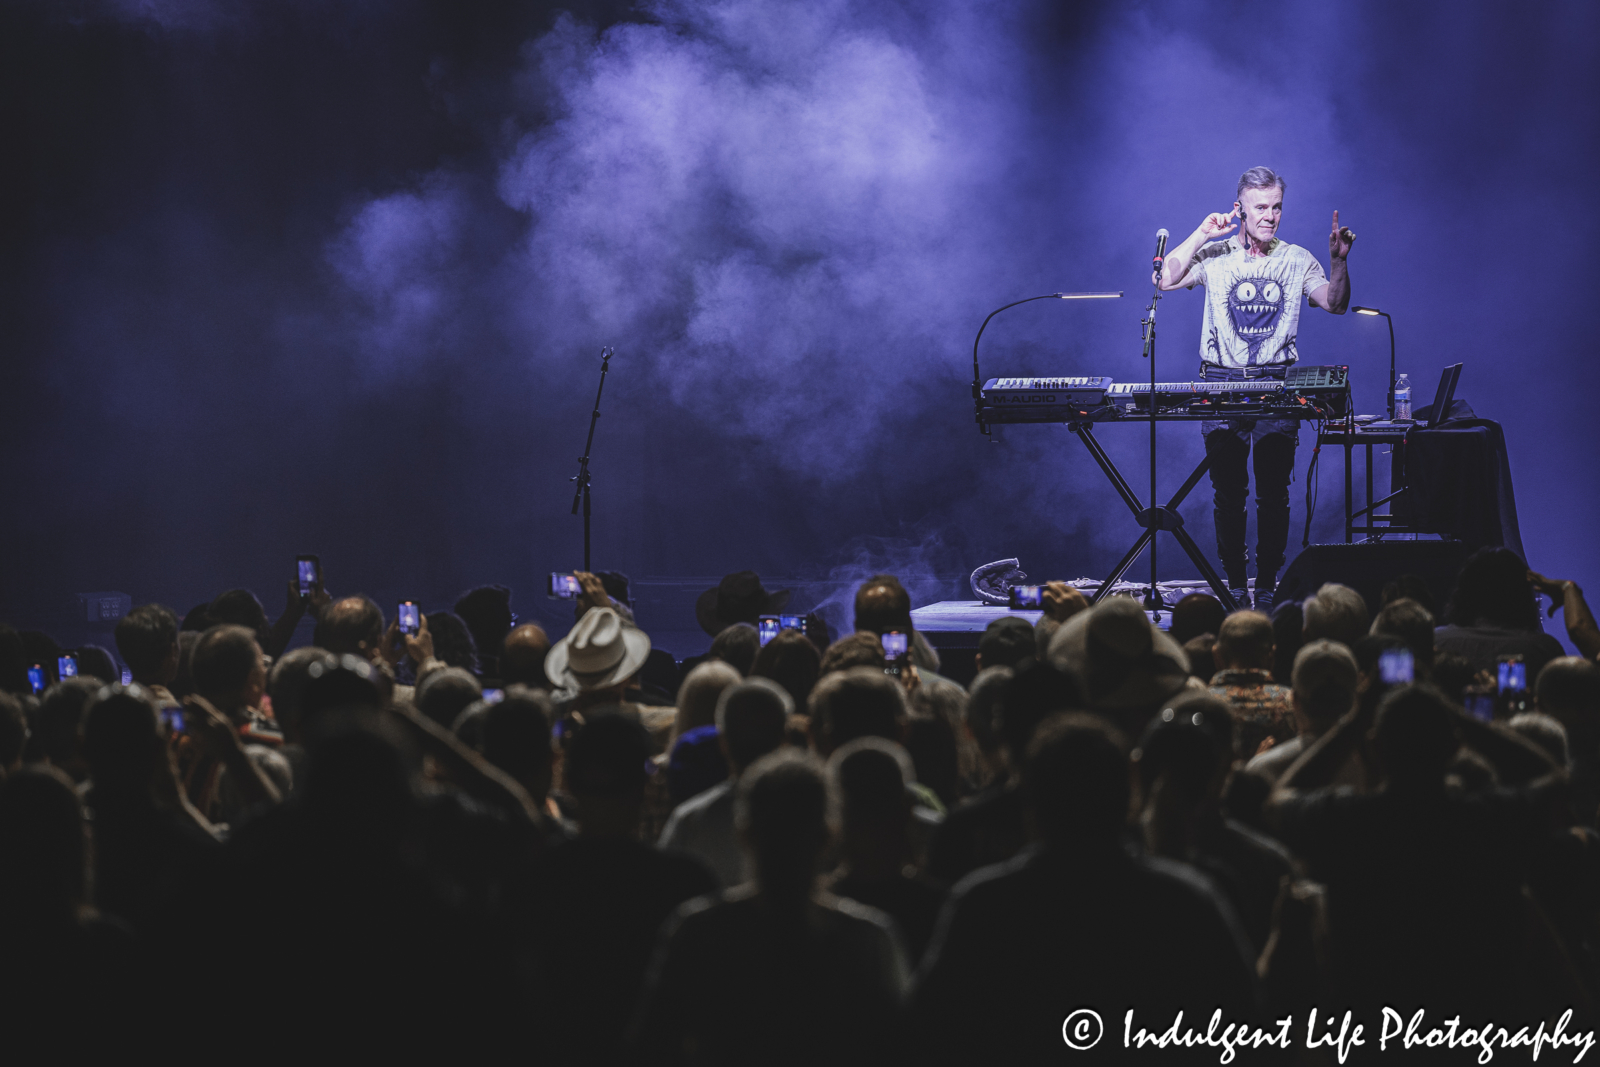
[1151,228,1170,274]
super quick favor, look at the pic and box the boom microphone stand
[569,347,613,572]
[1140,251,1164,615]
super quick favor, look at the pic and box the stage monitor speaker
[1275,541,1471,617]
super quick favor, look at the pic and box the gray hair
[1303,583,1370,648]
[1508,712,1569,767]
[1291,639,1359,723]
[714,676,794,732]
[675,659,742,736]
[1237,166,1286,202]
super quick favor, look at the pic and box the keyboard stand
[1067,421,1239,613]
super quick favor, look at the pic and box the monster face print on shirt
[1227,275,1286,362]
[1185,238,1327,369]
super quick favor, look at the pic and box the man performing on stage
[1159,166,1356,609]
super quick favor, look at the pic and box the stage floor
[911,577,1251,648]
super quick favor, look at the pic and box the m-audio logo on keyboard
[992,393,1057,403]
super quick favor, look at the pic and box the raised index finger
[1331,208,1340,231]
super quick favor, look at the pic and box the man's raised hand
[1200,202,1240,240]
[1330,209,1356,260]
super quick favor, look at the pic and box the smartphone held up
[758,614,807,646]
[398,601,421,636]
[548,573,582,600]
[296,554,321,599]
[1008,585,1043,610]
[881,630,909,677]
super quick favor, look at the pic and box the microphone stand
[1140,271,1165,616]
[570,347,613,573]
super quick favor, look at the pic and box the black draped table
[1316,400,1525,557]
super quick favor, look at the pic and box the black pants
[1204,428,1296,587]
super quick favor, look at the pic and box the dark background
[3,0,1596,655]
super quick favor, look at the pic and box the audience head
[268,647,339,744]
[1537,657,1600,751]
[1372,685,1459,788]
[81,684,165,791]
[965,665,1013,756]
[192,624,266,712]
[0,624,28,696]
[209,588,269,643]
[500,624,552,689]
[716,677,792,772]
[1048,596,1187,715]
[179,602,213,633]
[700,624,754,678]
[738,749,833,900]
[1430,651,1477,705]
[0,691,27,776]
[751,628,821,711]
[1447,547,1540,631]
[828,737,915,871]
[977,616,1034,672]
[1508,712,1569,767]
[696,571,790,635]
[170,631,201,700]
[75,645,118,684]
[905,711,960,807]
[1291,640,1360,734]
[1171,594,1227,645]
[1135,695,1236,802]
[480,687,555,800]
[808,667,906,755]
[0,766,86,926]
[416,667,482,731]
[115,604,180,686]
[853,575,913,636]
[301,655,386,733]
[545,607,651,701]
[1371,597,1436,671]
[675,660,742,738]
[1182,635,1216,682]
[35,677,101,779]
[452,586,514,662]
[1302,583,1370,648]
[1213,611,1274,671]
[829,736,913,823]
[1024,713,1130,851]
[425,612,479,675]
[819,631,887,676]
[21,631,62,684]
[1382,573,1438,615]
[998,656,1081,767]
[300,722,417,841]
[564,708,652,836]
[316,596,386,660]
[1270,599,1305,684]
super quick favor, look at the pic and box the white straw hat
[545,607,652,692]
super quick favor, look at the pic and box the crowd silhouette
[0,546,1597,1061]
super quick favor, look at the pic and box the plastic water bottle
[1393,373,1412,421]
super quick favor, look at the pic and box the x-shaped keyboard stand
[1066,421,1239,614]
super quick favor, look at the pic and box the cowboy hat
[694,571,791,637]
[545,607,652,691]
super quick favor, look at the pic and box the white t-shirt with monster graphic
[1184,238,1327,368]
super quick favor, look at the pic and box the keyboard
[976,366,1350,424]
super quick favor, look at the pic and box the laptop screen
[1424,363,1463,428]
